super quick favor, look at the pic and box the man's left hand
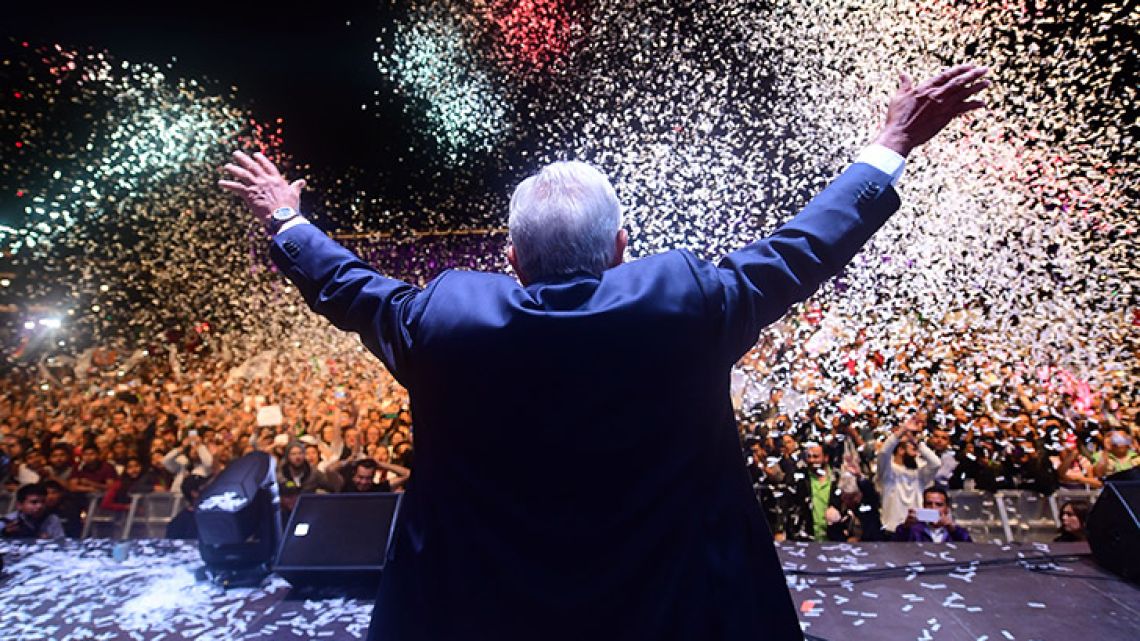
[219,151,306,227]
[874,64,990,157]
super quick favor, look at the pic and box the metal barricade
[80,493,125,539]
[995,490,1059,543]
[121,492,183,539]
[948,490,1004,543]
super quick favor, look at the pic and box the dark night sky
[9,1,417,185]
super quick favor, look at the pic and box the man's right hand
[874,64,991,157]
[903,509,918,529]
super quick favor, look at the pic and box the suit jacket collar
[523,271,602,310]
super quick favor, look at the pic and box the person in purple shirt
[894,486,972,543]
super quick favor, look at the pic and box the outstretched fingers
[941,67,990,99]
[898,72,914,93]
[253,151,281,177]
[946,70,990,115]
[218,179,250,194]
[223,163,256,184]
[947,82,990,112]
[232,150,264,177]
[921,63,975,90]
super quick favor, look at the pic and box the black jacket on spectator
[783,467,836,542]
[996,444,1059,495]
[826,478,885,542]
[343,479,392,493]
[48,496,84,538]
[746,457,780,534]
[278,461,342,494]
[950,447,1000,492]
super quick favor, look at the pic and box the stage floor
[0,539,1136,640]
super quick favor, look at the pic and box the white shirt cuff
[855,144,906,186]
[276,216,311,234]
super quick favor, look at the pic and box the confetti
[2,1,1136,434]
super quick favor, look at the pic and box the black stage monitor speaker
[275,492,403,589]
[1087,478,1140,582]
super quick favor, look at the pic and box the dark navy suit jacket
[270,163,900,641]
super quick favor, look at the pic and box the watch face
[273,207,297,221]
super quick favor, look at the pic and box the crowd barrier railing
[80,491,183,540]
[949,487,1101,544]
[121,492,183,539]
[948,490,1005,543]
[81,492,119,539]
[995,490,1058,543]
[44,485,1104,542]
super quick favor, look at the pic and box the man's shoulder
[435,250,701,281]
[626,248,705,270]
[602,249,715,290]
[428,269,517,288]
[428,250,711,305]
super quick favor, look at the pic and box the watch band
[275,216,310,234]
[270,207,301,233]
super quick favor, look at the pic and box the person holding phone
[877,417,942,531]
[162,430,213,495]
[893,486,971,542]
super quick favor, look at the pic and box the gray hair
[508,161,621,281]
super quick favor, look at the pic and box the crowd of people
[1,311,1137,545]
[735,310,1139,544]
[0,339,416,540]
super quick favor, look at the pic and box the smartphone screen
[916,508,941,523]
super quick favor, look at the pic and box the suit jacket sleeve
[269,225,430,385]
[711,162,901,360]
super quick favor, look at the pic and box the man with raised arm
[221,64,989,641]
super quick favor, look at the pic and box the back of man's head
[508,161,622,282]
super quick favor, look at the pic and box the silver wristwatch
[270,206,301,233]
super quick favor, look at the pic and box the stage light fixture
[194,451,282,587]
